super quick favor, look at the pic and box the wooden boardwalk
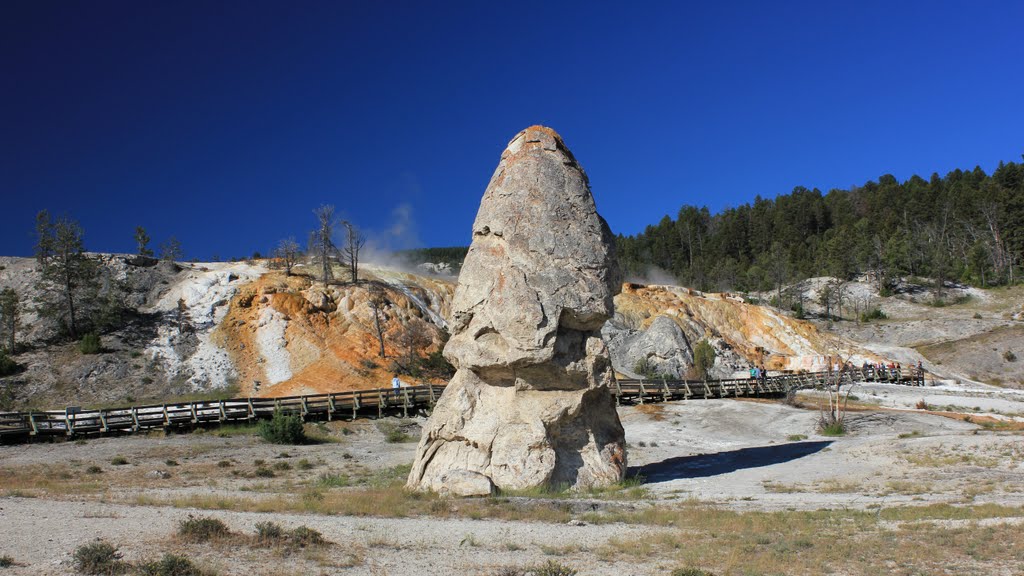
[0,369,927,443]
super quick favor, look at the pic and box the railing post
[28,412,38,435]
[403,388,411,418]
[300,396,308,420]
[247,397,255,420]
[613,376,622,406]
[131,407,139,431]
[638,379,646,404]
[191,402,198,423]
[99,410,108,433]
[327,395,335,421]
[378,390,384,418]
[219,400,227,422]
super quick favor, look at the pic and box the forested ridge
[616,160,1024,293]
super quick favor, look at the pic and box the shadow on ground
[630,441,833,482]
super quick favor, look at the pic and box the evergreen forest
[615,160,1024,294]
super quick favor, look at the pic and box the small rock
[567,519,586,526]
[145,470,171,480]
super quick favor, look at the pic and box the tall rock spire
[406,126,626,496]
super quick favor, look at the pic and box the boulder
[302,286,335,312]
[602,315,694,379]
[407,126,626,495]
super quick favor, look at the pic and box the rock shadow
[630,441,833,483]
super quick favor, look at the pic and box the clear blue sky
[2,1,1023,259]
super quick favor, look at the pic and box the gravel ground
[2,381,1023,575]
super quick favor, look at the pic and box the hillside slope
[3,255,1020,410]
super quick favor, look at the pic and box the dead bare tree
[367,283,389,358]
[819,343,855,435]
[341,221,365,283]
[310,205,339,284]
[395,318,433,376]
[174,297,191,334]
[274,237,301,276]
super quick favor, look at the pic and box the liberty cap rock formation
[406,126,626,496]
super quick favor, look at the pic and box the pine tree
[34,213,99,339]
[0,287,19,353]
[134,226,153,257]
[160,236,183,262]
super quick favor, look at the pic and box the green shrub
[1004,350,1017,362]
[137,554,209,576]
[633,357,661,380]
[79,333,102,355]
[254,521,284,543]
[177,516,230,542]
[0,350,21,376]
[257,411,306,444]
[288,526,327,548]
[693,339,716,380]
[531,560,578,576]
[254,522,327,550]
[0,555,14,568]
[672,569,717,576]
[111,456,128,466]
[254,467,275,478]
[86,465,103,474]
[860,308,887,322]
[819,422,846,436]
[72,541,128,575]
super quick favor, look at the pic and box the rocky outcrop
[602,315,694,379]
[407,126,626,496]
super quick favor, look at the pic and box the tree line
[616,159,1024,295]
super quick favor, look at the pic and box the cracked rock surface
[407,126,626,495]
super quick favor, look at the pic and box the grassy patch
[592,502,1024,575]
[375,420,415,443]
[819,422,846,436]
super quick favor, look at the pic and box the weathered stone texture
[407,126,626,495]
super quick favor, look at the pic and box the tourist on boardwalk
[391,374,402,399]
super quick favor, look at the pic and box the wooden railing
[0,368,927,442]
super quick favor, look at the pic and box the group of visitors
[748,365,768,385]
[860,360,928,380]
